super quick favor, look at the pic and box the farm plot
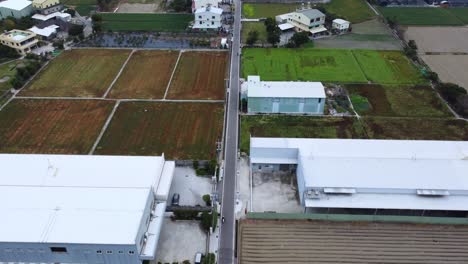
[240,115,366,153]
[21,49,130,97]
[362,117,468,141]
[100,13,193,32]
[242,48,367,82]
[95,102,224,160]
[0,99,114,154]
[353,50,426,85]
[241,22,268,45]
[109,50,179,99]
[346,84,452,117]
[62,0,96,16]
[379,7,465,26]
[404,27,468,53]
[239,219,468,264]
[421,55,468,90]
[167,51,228,100]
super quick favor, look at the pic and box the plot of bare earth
[239,219,468,264]
[404,26,468,53]
[116,3,162,13]
[422,54,468,90]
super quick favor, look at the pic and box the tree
[246,30,259,46]
[266,26,281,46]
[408,40,418,50]
[0,45,19,59]
[69,24,84,37]
[288,31,310,48]
[437,83,467,104]
[169,0,191,12]
[92,14,103,33]
[426,71,439,83]
[202,194,211,206]
[64,8,76,17]
[455,94,468,118]
[403,46,417,61]
[202,253,216,264]
[3,18,16,30]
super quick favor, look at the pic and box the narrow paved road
[218,0,241,263]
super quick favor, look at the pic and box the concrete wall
[248,97,325,114]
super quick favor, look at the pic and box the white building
[193,6,222,29]
[191,0,218,13]
[276,9,327,36]
[245,75,326,114]
[250,138,468,216]
[0,0,32,19]
[0,154,175,264]
[332,18,350,32]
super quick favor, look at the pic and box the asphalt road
[218,0,241,263]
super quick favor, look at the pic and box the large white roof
[0,154,174,245]
[251,138,468,211]
[195,6,222,14]
[0,0,31,10]
[247,75,326,98]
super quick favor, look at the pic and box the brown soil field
[239,219,468,264]
[95,102,224,160]
[167,51,228,100]
[21,49,130,97]
[108,50,179,99]
[421,54,468,91]
[404,26,468,53]
[0,99,114,154]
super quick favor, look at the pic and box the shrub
[173,209,199,220]
[202,253,216,264]
[426,71,439,83]
[438,83,467,104]
[182,260,191,264]
[202,194,211,206]
[193,160,199,170]
[246,30,259,45]
[408,40,418,50]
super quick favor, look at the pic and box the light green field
[242,48,426,84]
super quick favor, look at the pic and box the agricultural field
[0,99,113,154]
[240,115,366,152]
[346,84,452,117]
[241,22,268,45]
[239,219,468,264]
[447,7,468,24]
[361,117,468,141]
[242,0,375,23]
[100,13,193,32]
[167,51,228,100]
[242,49,425,84]
[421,55,468,90]
[109,50,179,99]
[353,50,426,85]
[22,49,130,97]
[404,27,468,53]
[379,7,466,26]
[63,0,96,16]
[95,102,224,160]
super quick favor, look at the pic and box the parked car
[194,252,202,264]
[171,193,180,206]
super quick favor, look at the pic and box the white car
[195,252,202,264]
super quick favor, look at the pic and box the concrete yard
[155,218,207,263]
[168,166,213,206]
[251,169,302,213]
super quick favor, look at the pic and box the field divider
[102,49,136,98]
[88,100,121,155]
[163,50,183,99]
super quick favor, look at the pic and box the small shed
[332,18,350,32]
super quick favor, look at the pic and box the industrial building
[245,75,326,114]
[0,154,175,264]
[250,137,468,217]
[0,0,32,19]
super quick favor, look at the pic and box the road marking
[102,49,135,98]
[88,100,121,155]
[163,50,183,99]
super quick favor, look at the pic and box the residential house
[193,6,222,30]
[332,18,350,33]
[246,75,326,114]
[0,29,38,55]
[192,0,218,13]
[32,0,63,15]
[276,9,327,36]
[0,0,32,19]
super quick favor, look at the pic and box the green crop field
[242,0,374,23]
[22,49,130,97]
[347,84,452,117]
[379,7,465,26]
[447,8,468,24]
[100,13,193,32]
[242,48,425,84]
[95,102,224,160]
[241,22,268,45]
[353,50,426,85]
[242,48,367,82]
[63,0,96,16]
[240,115,366,152]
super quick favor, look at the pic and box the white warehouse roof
[0,154,174,246]
[247,75,326,99]
[250,138,468,211]
[0,0,32,10]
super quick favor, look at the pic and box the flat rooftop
[247,76,326,98]
[239,219,468,264]
[0,0,31,10]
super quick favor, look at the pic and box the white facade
[0,154,175,264]
[277,9,325,33]
[192,0,218,13]
[250,138,468,213]
[332,18,350,31]
[193,6,222,29]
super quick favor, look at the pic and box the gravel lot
[404,26,468,53]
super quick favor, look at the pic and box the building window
[199,16,201,19]
[211,21,214,25]
[212,16,215,19]
[97,250,103,254]
[118,250,124,254]
[318,98,322,103]
[106,250,113,254]
[50,247,67,253]
[199,21,202,24]
[129,250,135,255]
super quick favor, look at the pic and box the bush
[193,160,199,170]
[404,46,417,61]
[408,40,418,50]
[69,24,84,37]
[173,209,199,220]
[65,9,76,17]
[182,261,191,264]
[426,71,439,83]
[246,30,259,45]
[202,194,211,206]
[438,83,467,104]
[0,45,19,59]
[202,253,216,264]
[287,32,310,48]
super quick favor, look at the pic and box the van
[194,252,202,264]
